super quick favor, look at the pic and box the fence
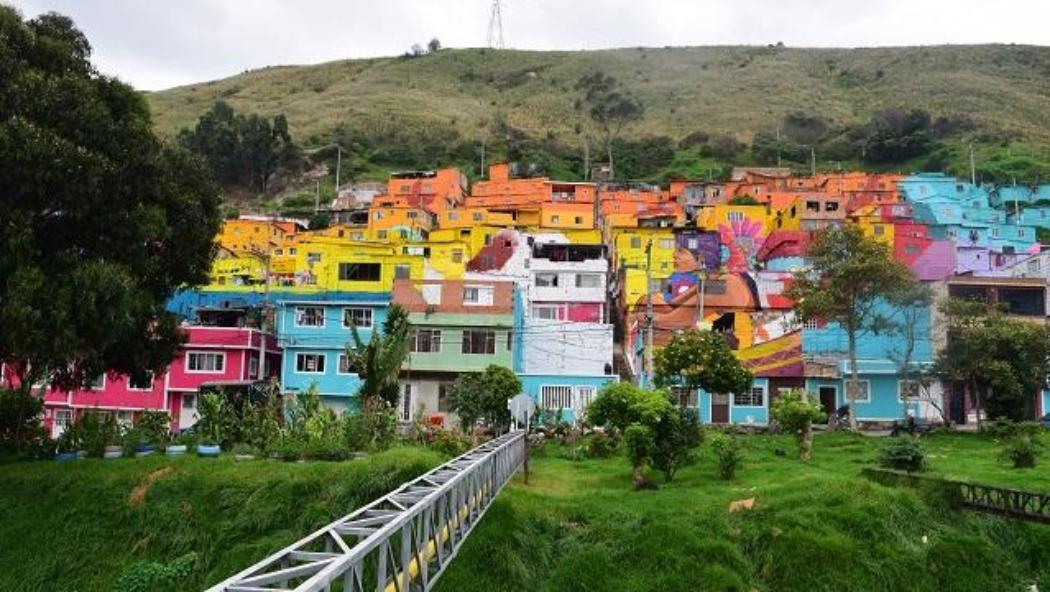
[206,430,526,592]
[862,467,1050,524]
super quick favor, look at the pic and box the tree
[885,285,944,424]
[863,108,934,164]
[932,298,1050,428]
[786,226,916,430]
[449,365,521,434]
[0,7,221,448]
[653,330,754,399]
[575,72,644,179]
[427,38,441,53]
[347,304,410,410]
[771,389,826,461]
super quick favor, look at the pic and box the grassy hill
[148,44,1050,149]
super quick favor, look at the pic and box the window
[448,212,459,221]
[630,236,642,249]
[462,330,496,354]
[532,305,560,320]
[484,234,492,245]
[187,352,225,373]
[540,385,573,410]
[295,306,325,327]
[53,409,72,433]
[451,249,463,263]
[898,380,922,401]
[728,211,744,223]
[507,330,513,353]
[373,211,383,220]
[343,307,373,329]
[991,227,1000,239]
[295,353,326,374]
[395,264,411,280]
[574,216,583,224]
[402,384,412,421]
[463,287,480,303]
[659,239,674,250]
[825,201,839,212]
[338,263,381,282]
[410,329,442,353]
[575,274,601,288]
[845,380,871,403]
[472,212,483,221]
[88,373,105,391]
[128,373,153,391]
[1028,258,1041,273]
[670,386,698,408]
[1019,228,1027,238]
[307,252,322,265]
[407,210,417,219]
[249,356,259,378]
[576,385,596,410]
[377,230,388,239]
[535,273,558,287]
[687,238,699,249]
[806,201,821,212]
[803,319,820,329]
[438,383,453,412]
[337,354,356,375]
[182,394,196,410]
[946,229,957,239]
[734,387,764,407]
[551,215,560,224]
[873,225,885,236]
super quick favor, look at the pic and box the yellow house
[293,237,424,292]
[209,254,267,287]
[852,205,895,245]
[611,227,677,306]
[216,217,302,254]
[695,204,774,235]
[401,239,471,280]
[368,203,435,242]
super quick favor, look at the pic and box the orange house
[216,217,304,254]
[368,196,435,241]
[385,168,467,215]
[540,202,595,230]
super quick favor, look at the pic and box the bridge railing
[206,430,526,592]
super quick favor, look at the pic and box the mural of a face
[466,229,519,272]
[718,217,766,273]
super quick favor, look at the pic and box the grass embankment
[437,432,1050,592]
[0,447,444,591]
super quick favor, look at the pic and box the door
[401,384,413,422]
[51,409,72,439]
[819,387,838,417]
[711,393,730,424]
[949,382,967,424]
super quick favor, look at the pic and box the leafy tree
[782,110,830,146]
[427,38,441,53]
[347,304,411,411]
[0,7,221,448]
[771,389,826,461]
[178,101,300,193]
[932,298,1050,428]
[450,365,521,434]
[575,72,644,179]
[0,389,45,453]
[701,134,745,160]
[589,382,648,432]
[624,423,656,489]
[885,285,943,423]
[654,330,754,399]
[863,108,934,164]
[786,225,916,430]
[649,407,703,482]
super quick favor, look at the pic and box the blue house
[275,292,390,413]
[802,299,936,423]
[696,377,771,426]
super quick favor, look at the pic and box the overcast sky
[10,0,1050,91]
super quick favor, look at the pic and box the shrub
[650,407,704,482]
[1000,434,1043,468]
[79,411,119,457]
[624,423,655,489]
[710,433,742,480]
[121,427,142,457]
[113,552,197,592]
[196,392,234,447]
[771,389,825,461]
[137,410,171,449]
[586,430,619,458]
[0,388,46,452]
[879,437,926,472]
[983,418,1041,440]
[429,429,472,457]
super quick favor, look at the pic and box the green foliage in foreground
[436,432,1050,592]
[0,448,443,591]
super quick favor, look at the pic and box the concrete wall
[520,320,612,376]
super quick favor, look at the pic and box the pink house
[1,325,280,437]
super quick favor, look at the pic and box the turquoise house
[801,298,934,422]
[696,377,771,426]
[520,374,618,424]
[275,292,390,412]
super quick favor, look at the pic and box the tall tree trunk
[974,383,983,432]
[800,419,814,461]
[847,330,859,431]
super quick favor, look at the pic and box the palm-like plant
[346,304,410,411]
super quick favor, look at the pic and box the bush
[710,433,742,480]
[429,429,472,458]
[983,418,1041,440]
[0,388,46,453]
[79,411,119,457]
[120,427,142,457]
[137,410,171,449]
[624,423,655,488]
[879,437,926,472]
[650,407,703,481]
[113,552,197,592]
[585,430,619,458]
[771,389,825,461]
[1001,434,1043,468]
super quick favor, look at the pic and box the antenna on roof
[487,0,505,49]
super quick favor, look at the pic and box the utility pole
[775,126,782,167]
[644,240,655,386]
[969,143,976,186]
[480,140,486,177]
[694,262,706,328]
[335,145,342,198]
[314,179,321,213]
[256,244,271,381]
[810,145,816,177]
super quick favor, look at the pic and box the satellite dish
[508,393,536,427]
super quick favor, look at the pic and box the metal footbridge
[206,431,526,592]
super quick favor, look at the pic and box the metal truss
[206,430,526,592]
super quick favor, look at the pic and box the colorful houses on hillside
[11,163,1050,434]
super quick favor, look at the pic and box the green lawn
[0,447,444,592]
[0,433,1046,591]
[436,432,1050,592]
